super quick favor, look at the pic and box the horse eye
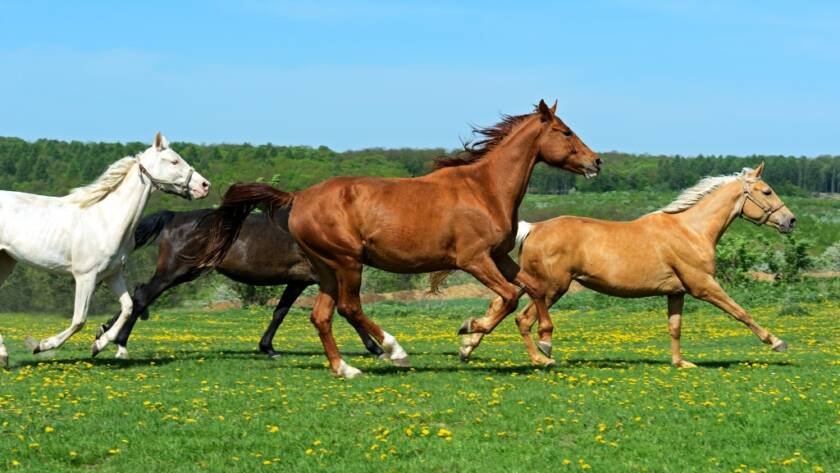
[762,189,772,195]
[563,129,573,137]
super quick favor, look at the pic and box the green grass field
[1,284,837,472]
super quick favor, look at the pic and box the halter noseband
[136,158,195,200]
[739,178,784,225]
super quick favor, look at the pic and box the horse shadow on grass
[6,349,794,372]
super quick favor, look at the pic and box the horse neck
[474,117,542,219]
[92,164,153,245]
[675,181,743,244]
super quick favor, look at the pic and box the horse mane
[659,168,754,214]
[433,112,534,169]
[62,156,138,208]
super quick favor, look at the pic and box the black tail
[134,210,177,248]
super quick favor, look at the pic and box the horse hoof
[457,318,474,335]
[538,341,552,357]
[458,346,472,361]
[115,346,129,359]
[543,358,557,368]
[96,324,107,339]
[335,360,363,379]
[674,360,697,368]
[772,339,789,352]
[390,355,411,368]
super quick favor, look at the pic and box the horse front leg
[29,273,97,353]
[667,294,696,368]
[91,272,132,357]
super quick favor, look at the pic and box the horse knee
[336,302,361,320]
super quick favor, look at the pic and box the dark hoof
[457,318,475,335]
[538,341,552,357]
[772,340,789,352]
[96,324,107,339]
[265,351,281,359]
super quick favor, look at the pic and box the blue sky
[1,1,837,155]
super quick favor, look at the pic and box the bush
[814,241,840,272]
[715,235,770,285]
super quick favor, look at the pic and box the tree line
[0,136,837,314]
[1,138,838,207]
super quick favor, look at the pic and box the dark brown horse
[197,100,601,377]
[97,208,383,359]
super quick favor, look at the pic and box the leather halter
[738,178,784,225]
[136,158,195,200]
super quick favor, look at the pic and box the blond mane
[62,156,138,208]
[659,168,754,214]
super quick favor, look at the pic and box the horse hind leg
[334,266,408,368]
[0,250,17,366]
[667,294,696,368]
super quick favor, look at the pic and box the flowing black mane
[433,112,534,169]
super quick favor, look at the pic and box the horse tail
[134,210,176,248]
[515,221,533,245]
[194,183,294,268]
[427,270,454,295]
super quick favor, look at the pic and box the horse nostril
[789,217,796,227]
[202,181,210,189]
[595,158,603,167]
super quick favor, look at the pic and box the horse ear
[538,99,552,122]
[154,132,163,150]
[160,134,169,149]
[754,161,765,177]
[549,100,557,115]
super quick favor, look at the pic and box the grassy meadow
[1,280,838,472]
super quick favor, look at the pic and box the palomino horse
[0,133,210,367]
[451,163,795,367]
[96,208,382,359]
[197,100,602,377]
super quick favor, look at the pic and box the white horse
[0,133,210,366]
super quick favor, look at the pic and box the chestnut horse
[450,163,795,367]
[197,100,601,377]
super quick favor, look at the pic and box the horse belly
[575,247,682,297]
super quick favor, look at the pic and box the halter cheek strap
[739,179,785,225]
[136,159,195,200]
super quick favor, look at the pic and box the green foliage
[715,235,771,286]
[0,136,837,314]
[814,241,840,272]
[777,234,813,282]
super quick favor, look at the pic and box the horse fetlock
[91,338,109,357]
[772,339,789,352]
[457,318,475,335]
[335,359,363,379]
